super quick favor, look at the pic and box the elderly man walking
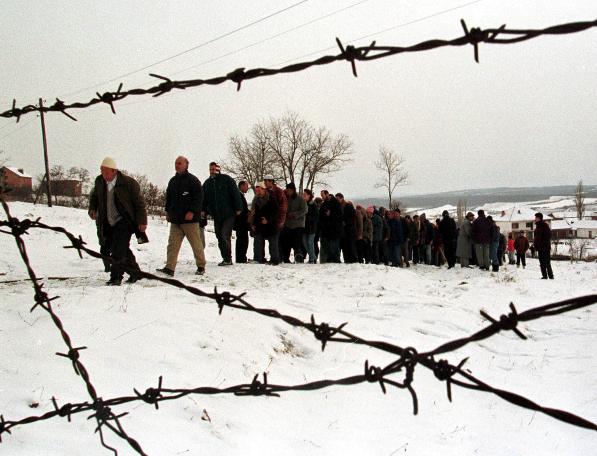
[202,162,243,266]
[88,157,147,286]
[157,156,206,276]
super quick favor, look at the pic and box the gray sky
[1,0,596,197]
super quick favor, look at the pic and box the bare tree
[221,121,278,187]
[222,112,352,192]
[575,179,585,220]
[374,146,408,208]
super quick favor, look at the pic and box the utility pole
[39,98,52,207]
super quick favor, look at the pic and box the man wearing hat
[88,157,147,285]
[201,162,243,266]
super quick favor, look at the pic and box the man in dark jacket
[234,181,250,263]
[318,190,342,263]
[201,162,243,266]
[156,156,206,276]
[249,182,280,264]
[439,210,457,269]
[88,156,147,285]
[534,212,554,279]
[471,209,491,270]
[336,193,357,263]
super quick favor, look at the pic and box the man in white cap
[88,157,147,285]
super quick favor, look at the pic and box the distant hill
[356,184,597,211]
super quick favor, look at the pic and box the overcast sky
[1,0,596,197]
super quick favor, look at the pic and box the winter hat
[101,156,118,169]
[286,182,296,190]
[442,210,449,217]
[535,212,543,220]
[254,181,266,189]
[209,161,221,173]
[263,174,274,181]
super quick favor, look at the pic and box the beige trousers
[166,223,206,270]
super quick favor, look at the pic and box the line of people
[88,156,553,286]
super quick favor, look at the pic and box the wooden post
[39,98,52,207]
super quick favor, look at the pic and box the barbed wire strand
[57,0,310,100]
[0,198,595,456]
[0,198,147,455]
[2,18,596,122]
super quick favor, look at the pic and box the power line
[165,0,371,79]
[0,115,38,141]
[274,0,487,67]
[58,0,310,99]
[115,0,371,110]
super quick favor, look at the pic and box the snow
[1,202,596,456]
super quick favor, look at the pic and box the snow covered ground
[1,202,596,456]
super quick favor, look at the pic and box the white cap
[101,156,118,169]
[254,181,266,189]
[263,174,274,181]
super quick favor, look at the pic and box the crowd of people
[88,156,554,286]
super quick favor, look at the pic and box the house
[41,179,83,197]
[0,166,32,200]
[492,207,551,241]
[551,219,597,240]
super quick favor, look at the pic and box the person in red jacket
[514,231,529,268]
[507,233,516,265]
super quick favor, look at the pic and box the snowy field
[1,202,596,456]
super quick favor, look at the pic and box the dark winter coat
[270,184,288,228]
[234,192,249,231]
[439,215,457,244]
[400,217,409,241]
[498,233,506,253]
[202,173,243,221]
[319,196,342,239]
[250,193,279,238]
[371,213,384,242]
[89,172,147,244]
[409,221,420,245]
[341,203,357,240]
[471,215,491,244]
[514,235,530,254]
[420,219,434,245]
[387,218,404,245]
[304,201,319,235]
[534,220,552,252]
[165,171,203,224]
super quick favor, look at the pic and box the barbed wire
[0,198,595,455]
[2,18,596,122]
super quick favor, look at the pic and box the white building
[551,219,597,239]
[491,207,551,240]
